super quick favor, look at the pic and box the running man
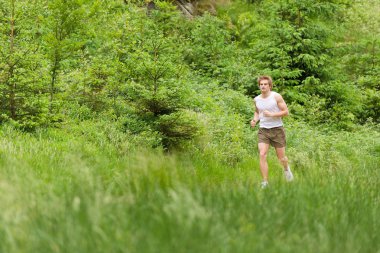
[250,76,294,188]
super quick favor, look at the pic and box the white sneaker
[284,167,294,182]
[261,181,269,189]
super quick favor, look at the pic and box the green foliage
[115,4,201,149]
[0,0,378,137]
[0,0,48,130]
[338,0,380,86]
[222,0,379,127]
[42,0,91,113]
[332,0,380,123]
[156,110,200,148]
[184,13,255,91]
[245,0,343,88]
[361,88,380,123]
[188,82,255,164]
[289,80,364,130]
[185,14,232,74]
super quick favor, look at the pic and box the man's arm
[250,101,260,128]
[263,93,289,117]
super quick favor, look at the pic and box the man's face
[259,80,271,92]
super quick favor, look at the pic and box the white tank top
[254,91,283,129]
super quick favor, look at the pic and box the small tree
[42,0,88,114]
[0,0,48,130]
[122,4,200,149]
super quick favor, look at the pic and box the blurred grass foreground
[0,121,379,253]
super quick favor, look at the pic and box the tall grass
[0,121,378,253]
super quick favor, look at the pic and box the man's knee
[279,156,288,163]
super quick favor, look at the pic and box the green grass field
[0,121,379,253]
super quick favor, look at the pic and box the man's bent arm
[263,94,289,118]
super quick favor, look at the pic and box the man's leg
[258,142,270,182]
[275,147,294,181]
[275,147,288,169]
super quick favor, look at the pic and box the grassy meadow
[0,120,379,253]
[0,0,379,252]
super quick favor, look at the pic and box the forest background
[0,0,379,252]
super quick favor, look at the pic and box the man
[250,76,294,188]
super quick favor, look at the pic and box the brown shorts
[258,126,286,148]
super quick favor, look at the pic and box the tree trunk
[49,55,59,114]
[9,0,16,119]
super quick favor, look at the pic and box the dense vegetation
[0,0,379,252]
[1,0,379,134]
